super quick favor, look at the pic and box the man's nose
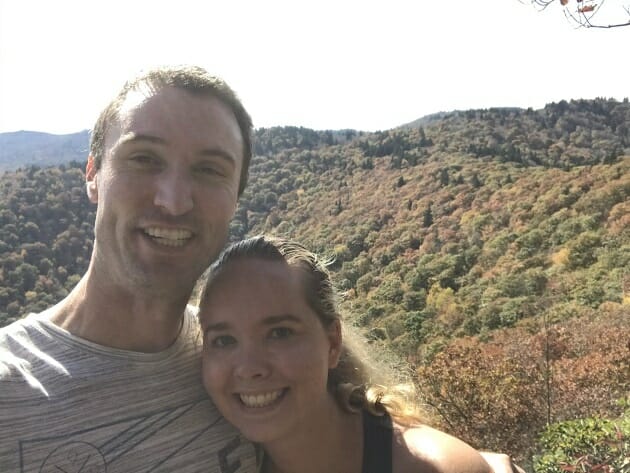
[153,169,194,216]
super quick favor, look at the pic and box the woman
[197,235,521,473]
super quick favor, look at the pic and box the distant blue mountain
[0,130,89,172]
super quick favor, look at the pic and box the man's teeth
[240,390,283,408]
[144,227,192,247]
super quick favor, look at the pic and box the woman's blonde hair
[199,235,428,426]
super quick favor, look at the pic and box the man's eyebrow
[118,133,166,146]
[199,148,237,166]
[118,133,236,165]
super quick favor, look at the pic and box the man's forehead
[103,85,156,145]
[115,85,232,129]
[103,85,244,161]
[118,83,155,117]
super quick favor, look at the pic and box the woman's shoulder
[392,423,492,473]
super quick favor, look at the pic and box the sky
[0,0,628,134]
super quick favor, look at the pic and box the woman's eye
[209,335,236,348]
[269,327,294,340]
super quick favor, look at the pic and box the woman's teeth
[239,390,283,408]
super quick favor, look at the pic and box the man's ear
[327,318,343,369]
[86,155,99,204]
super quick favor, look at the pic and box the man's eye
[130,154,160,166]
[198,165,225,177]
[209,335,236,348]
[269,327,293,340]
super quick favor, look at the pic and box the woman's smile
[238,389,287,408]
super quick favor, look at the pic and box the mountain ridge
[0,130,90,172]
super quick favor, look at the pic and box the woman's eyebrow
[203,314,302,334]
[204,321,230,333]
[262,314,302,325]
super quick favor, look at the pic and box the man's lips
[143,226,193,247]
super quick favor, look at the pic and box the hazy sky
[0,0,627,134]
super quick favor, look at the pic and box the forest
[1,97,628,471]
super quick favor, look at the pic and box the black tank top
[362,411,393,473]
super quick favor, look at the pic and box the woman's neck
[261,399,364,473]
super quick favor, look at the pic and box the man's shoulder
[0,314,46,381]
[0,310,69,393]
[1,313,40,351]
[0,345,24,380]
[0,312,47,347]
[1,313,37,332]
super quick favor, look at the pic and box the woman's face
[198,258,341,444]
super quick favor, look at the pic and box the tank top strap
[362,410,393,473]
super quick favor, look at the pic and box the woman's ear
[86,155,99,203]
[327,318,343,369]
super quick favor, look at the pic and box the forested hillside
[1,98,628,467]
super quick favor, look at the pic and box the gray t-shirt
[0,307,257,473]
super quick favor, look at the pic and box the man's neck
[47,273,191,352]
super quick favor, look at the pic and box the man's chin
[123,264,200,298]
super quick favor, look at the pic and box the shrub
[533,411,629,473]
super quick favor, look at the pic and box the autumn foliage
[416,305,629,464]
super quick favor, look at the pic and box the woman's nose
[234,346,272,380]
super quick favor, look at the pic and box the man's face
[86,86,243,297]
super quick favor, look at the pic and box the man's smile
[143,227,193,247]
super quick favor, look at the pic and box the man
[1,66,258,472]
[1,65,522,473]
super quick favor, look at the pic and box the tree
[422,204,434,228]
[524,0,630,28]
[439,168,450,187]
[416,341,546,456]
